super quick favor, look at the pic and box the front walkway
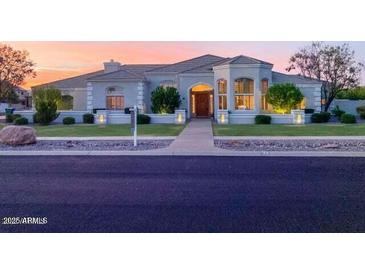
[166,119,220,153]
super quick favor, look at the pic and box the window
[234,78,254,110]
[106,96,124,110]
[261,79,270,111]
[160,80,176,89]
[217,79,227,110]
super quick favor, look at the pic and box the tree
[0,44,36,102]
[151,86,181,114]
[287,42,364,111]
[266,83,304,114]
[33,87,61,125]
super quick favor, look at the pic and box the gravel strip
[215,139,365,152]
[0,140,173,151]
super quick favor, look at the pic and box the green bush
[255,115,271,124]
[267,83,304,114]
[331,106,346,120]
[137,114,151,124]
[336,87,365,100]
[151,86,181,114]
[33,87,61,125]
[304,108,315,114]
[63,117,75,125]
[311,112,331,123]
[6,114,21,123]
[340,113,356,124]
[83,113,94,124]
[6,114,14,123]
[14,117,29,125]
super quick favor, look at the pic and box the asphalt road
[1,156,365,233]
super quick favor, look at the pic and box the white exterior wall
[331,99,365,115]
[295,84,322,112]
[59,88,87,111]
[89,80,142,111]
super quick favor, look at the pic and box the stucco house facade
[32,54,322,123]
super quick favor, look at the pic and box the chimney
[104,59,121,73]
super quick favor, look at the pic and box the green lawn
[213,123,365,136]
[0,124,184,137]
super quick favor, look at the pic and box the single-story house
[31,54,323,123]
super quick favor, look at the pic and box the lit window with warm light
[234,78,254,110]
[218,79,227,110]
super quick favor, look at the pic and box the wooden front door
[195,94,209,117]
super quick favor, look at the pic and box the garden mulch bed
[0,140,172,151]
[215,139,365,152]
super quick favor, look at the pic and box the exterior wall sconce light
[217,110,229,124]
[175,110,186,124]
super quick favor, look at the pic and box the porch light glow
[177,113,183,123]
[220,113,226,123]
[98,114,106,124]
[295,113,302,124]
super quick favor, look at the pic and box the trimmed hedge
[83,113,94,124]
[63,117,75,125]
[255,115,271,124]
[304,108,315,114]
[6,114,21,123]
[331,106,346,120]
[340,113,356,124]
[311,112,331,123]
[137,114,151,124]
[14,117,29,125]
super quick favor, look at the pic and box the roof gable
[147,54,225,73]
[219,55,273,66]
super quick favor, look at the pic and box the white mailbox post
[130,105,138,146]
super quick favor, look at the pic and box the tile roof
[147,54,226,73]
[272,71,323,85]
[32,70,105,89]
[219,55,273,66]
[87,68,146,81]
[181,58,231,73]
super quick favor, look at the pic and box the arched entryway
[190,83,214,118]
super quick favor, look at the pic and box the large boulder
[0,126,37,146]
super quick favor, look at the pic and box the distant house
[0,86,31,111]
[31,54,322,120]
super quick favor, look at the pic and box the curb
[1,150,365,157]
[214,136,365,140]
[37,136,176,141]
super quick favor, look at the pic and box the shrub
[340,113,356,124]
[137,114,150,124]
[6,114,14,123]
[255,115,271,124]
[14,117,29,125]
[304,108,315,114]
[83,113,94,124]
[151,86,181,114]
[356,105,365,119]
[124,107,131,114]
[33,87,61,125]
[331,105,346,120]
[311,112,331,123]
[267,83,304,114]
[336,87,365,100]
[6,114,21,123]
[63,117,75,125]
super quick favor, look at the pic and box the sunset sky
[5,41,365,89]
